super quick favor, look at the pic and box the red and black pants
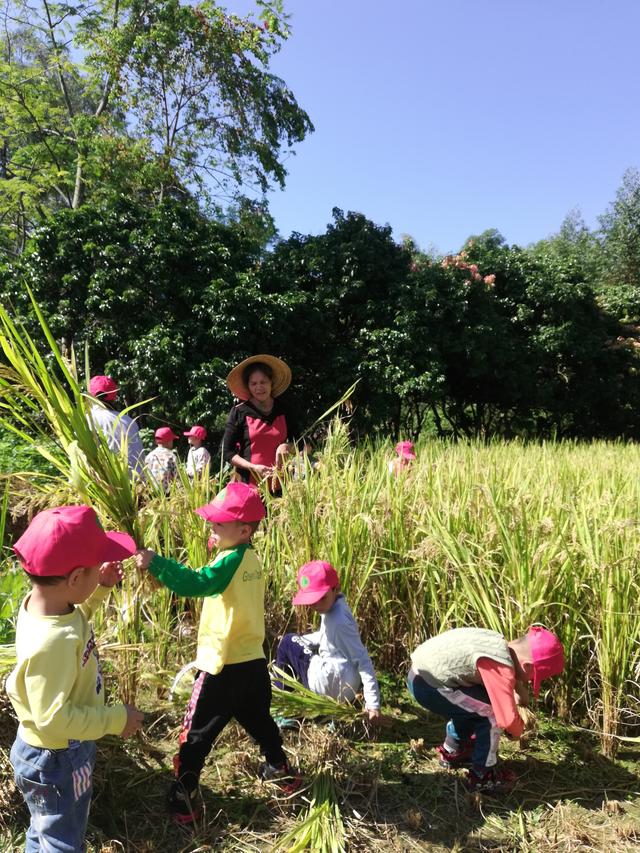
[174,658,286,788]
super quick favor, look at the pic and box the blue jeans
[407,671,500,771]
[10,735,97,853]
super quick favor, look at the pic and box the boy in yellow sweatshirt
[135,481,298,825]
[6,505,144,853]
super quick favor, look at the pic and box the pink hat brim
[195,505,237,523]
[100,531,137,561]
[292,586,333,606]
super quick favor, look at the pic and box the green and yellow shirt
[148,544,265,675]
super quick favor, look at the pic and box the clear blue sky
[228,0,640,254]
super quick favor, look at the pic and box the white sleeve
[334,613,381,710]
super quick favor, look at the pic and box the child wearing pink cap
[144,426,179,493]
[135,482,298,824]
[6,506,144,852]
[389,440,416,476]
[184,425,211,480]
[407,625,564,793]
[275,561,381,723]
[87,374,145,476]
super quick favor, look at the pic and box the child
[184,425,211,480]
[407,625,564,793]
[88,374,145,476]
[275,561,381,723]
[135,482,298,824]
[6,505,144,852]
[389,440,416,476]
[145,426,179,492]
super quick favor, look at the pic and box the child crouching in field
[7,505,144,853]
[135,482,299,825]
[275,561,381,723]
[407,625,564,793]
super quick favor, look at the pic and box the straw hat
[226,355,292,401]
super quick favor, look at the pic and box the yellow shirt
[6,586,127,749]
[149,545,265,675]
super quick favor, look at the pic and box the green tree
[0,0,312,252]
[595,168,640,322]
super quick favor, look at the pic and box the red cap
[155,426,179,442]
[395,440,416,459]
[292,560,340,605]
[527,625,564,696]
[88,375,118,402]
[196,483,266,524]
[184,425,207,440]
[13,505,136,577]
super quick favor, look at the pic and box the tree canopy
[0,0,312,252]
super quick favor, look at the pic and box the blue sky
[228,0,640,254]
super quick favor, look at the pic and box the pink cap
[527,625,564,696]
[155,426,179,442]
[292,560,340,605]
[89,375,118,402]
[184,425,207,440]
[396,440,416,459]
[13,505,136,577]
[196,482,266,524]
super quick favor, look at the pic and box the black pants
[174,658,286,784]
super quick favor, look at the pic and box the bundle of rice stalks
[273,769,345,853]
[271,668,361,723]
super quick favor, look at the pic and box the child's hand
[99,561,124,587]
[121,704,145,738]
[134,548,156,571]
[515,681,530,707]
[366,709,382,725]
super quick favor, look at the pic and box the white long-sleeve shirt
[89,404,145,475]
[186,445,211,478]
[303,595,381,711]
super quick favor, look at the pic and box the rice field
[2,431,640,851]
[1,302,640,850]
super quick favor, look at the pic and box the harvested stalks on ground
[271,668,361,722]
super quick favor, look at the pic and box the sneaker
[436,742,474,769]
[258,761,303,795]
[465,766,517,794]
[167,775,201,824]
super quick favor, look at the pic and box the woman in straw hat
[222,355,299,492]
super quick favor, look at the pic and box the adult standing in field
[87,375,145,476]
[222,355,299,494]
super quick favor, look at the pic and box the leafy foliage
[0,0,312,252]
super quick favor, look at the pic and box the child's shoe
[258,761,303,794]
[167,774,201,824]
[465,765,516,794]
[436,742,474,769]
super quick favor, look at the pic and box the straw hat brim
[226,355,292,401]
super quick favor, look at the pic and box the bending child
[408,625,564,793]
[135,482,299,825]
[7,506,144,853]
[275,561,381,724]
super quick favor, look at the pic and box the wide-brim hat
[226,355,291,401]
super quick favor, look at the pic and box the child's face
[310,587,338,614]
[188,436,202,448]
[209,520,252,549]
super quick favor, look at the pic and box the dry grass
[4,677,639,853]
